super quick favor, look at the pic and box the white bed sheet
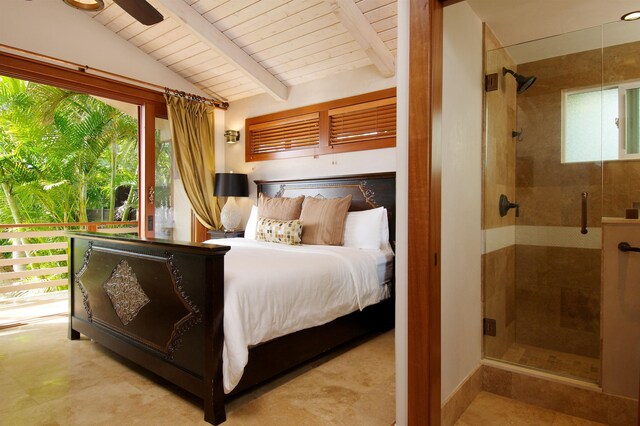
[203,238,392,393]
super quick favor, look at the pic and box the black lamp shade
[214,173,248,197]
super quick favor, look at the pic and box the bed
[67,172,395,425]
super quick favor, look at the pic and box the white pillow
[343,207,385,250]
[380,208,392,252]
[244,205,258,240]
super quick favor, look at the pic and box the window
[245,89,396,162]
[563,83,640,163]
[248,113,320,160]
[329,98,396,149]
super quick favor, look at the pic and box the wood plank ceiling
[91,0,397,102]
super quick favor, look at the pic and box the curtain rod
[0,43,229,110]
[164,88,228,109]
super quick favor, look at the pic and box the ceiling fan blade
[113,0,163,26]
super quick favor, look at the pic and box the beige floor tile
[551,413,607,425]
[331,384,395,426]
[0,317,395,425]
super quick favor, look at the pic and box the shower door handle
[581,192,588,235]
[618,242,640,252]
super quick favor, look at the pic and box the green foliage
[0,76,140,297]
[0,76,138,224]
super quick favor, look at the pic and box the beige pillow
[256,218,302,245]
[300,195,352,245]
[258,194,304,220]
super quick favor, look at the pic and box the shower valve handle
[499,194,520,218]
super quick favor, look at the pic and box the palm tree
[26,83,138,223]
[0,76,139,283]
[0,77,47,271]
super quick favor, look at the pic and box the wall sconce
[224,130,240,144]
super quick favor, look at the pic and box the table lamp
[214,173,248,232]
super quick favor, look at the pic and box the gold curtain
[164,94,220,230]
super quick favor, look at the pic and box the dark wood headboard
[255,172,395,244]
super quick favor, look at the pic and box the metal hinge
[483,318,497,336]
[485,73,498,92]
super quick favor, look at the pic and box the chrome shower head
[503,67,536,94]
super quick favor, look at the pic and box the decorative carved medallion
[274,184,286,198]
[102,260,150,326]
[75,242,94,321]
[359,181,379,208]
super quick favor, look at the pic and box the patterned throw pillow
[255,217,303,245]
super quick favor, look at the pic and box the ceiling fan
[62,0,164,26]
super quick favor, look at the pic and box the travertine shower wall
[515,50,602,358]
[512,41,640,358]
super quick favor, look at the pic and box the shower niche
[482,20,640,386]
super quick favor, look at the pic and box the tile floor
[455,392,607,425]
[0,317,395,425]
[0,297,619,426]
[502,343,600,383]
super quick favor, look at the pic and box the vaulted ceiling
[91,0,397,102]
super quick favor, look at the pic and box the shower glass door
[483,25,605,384]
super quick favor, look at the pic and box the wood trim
[440,0,465,6]
[408,0,443,425]
[140,103,155,239]
[191,212,209,243]
[248,88,396,124]
[245,88,396,162]
[0,50,172,240]
[0,51,165,105]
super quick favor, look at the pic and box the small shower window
[562,84,640,163]
[562,87,618,163]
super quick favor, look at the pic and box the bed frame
[67,172,395,425]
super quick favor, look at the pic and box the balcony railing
[0,221,138,295]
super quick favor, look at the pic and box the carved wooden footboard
[67,172,396,425]
[68,233,230,424]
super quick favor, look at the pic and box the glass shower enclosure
[482,19,640,384]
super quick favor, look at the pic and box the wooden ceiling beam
[324,0,396,77]
[150,0,289,101]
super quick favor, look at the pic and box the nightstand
[207,230,244,239]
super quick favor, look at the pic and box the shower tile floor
[502,343,600,383]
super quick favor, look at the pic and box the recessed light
[621,11,640,21]
[62,0,104,12]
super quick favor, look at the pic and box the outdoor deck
[0,291,67,329]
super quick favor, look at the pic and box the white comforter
[203,238,387,393]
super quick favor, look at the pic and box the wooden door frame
[0,50,166,238]
[407,0,456,424]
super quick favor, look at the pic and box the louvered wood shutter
[247,113,320,160]
[328,97,396,148]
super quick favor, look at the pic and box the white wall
[0,0,203,94]
[1,0,224,239]
[441,2,484,402]
[223,65,396,217]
